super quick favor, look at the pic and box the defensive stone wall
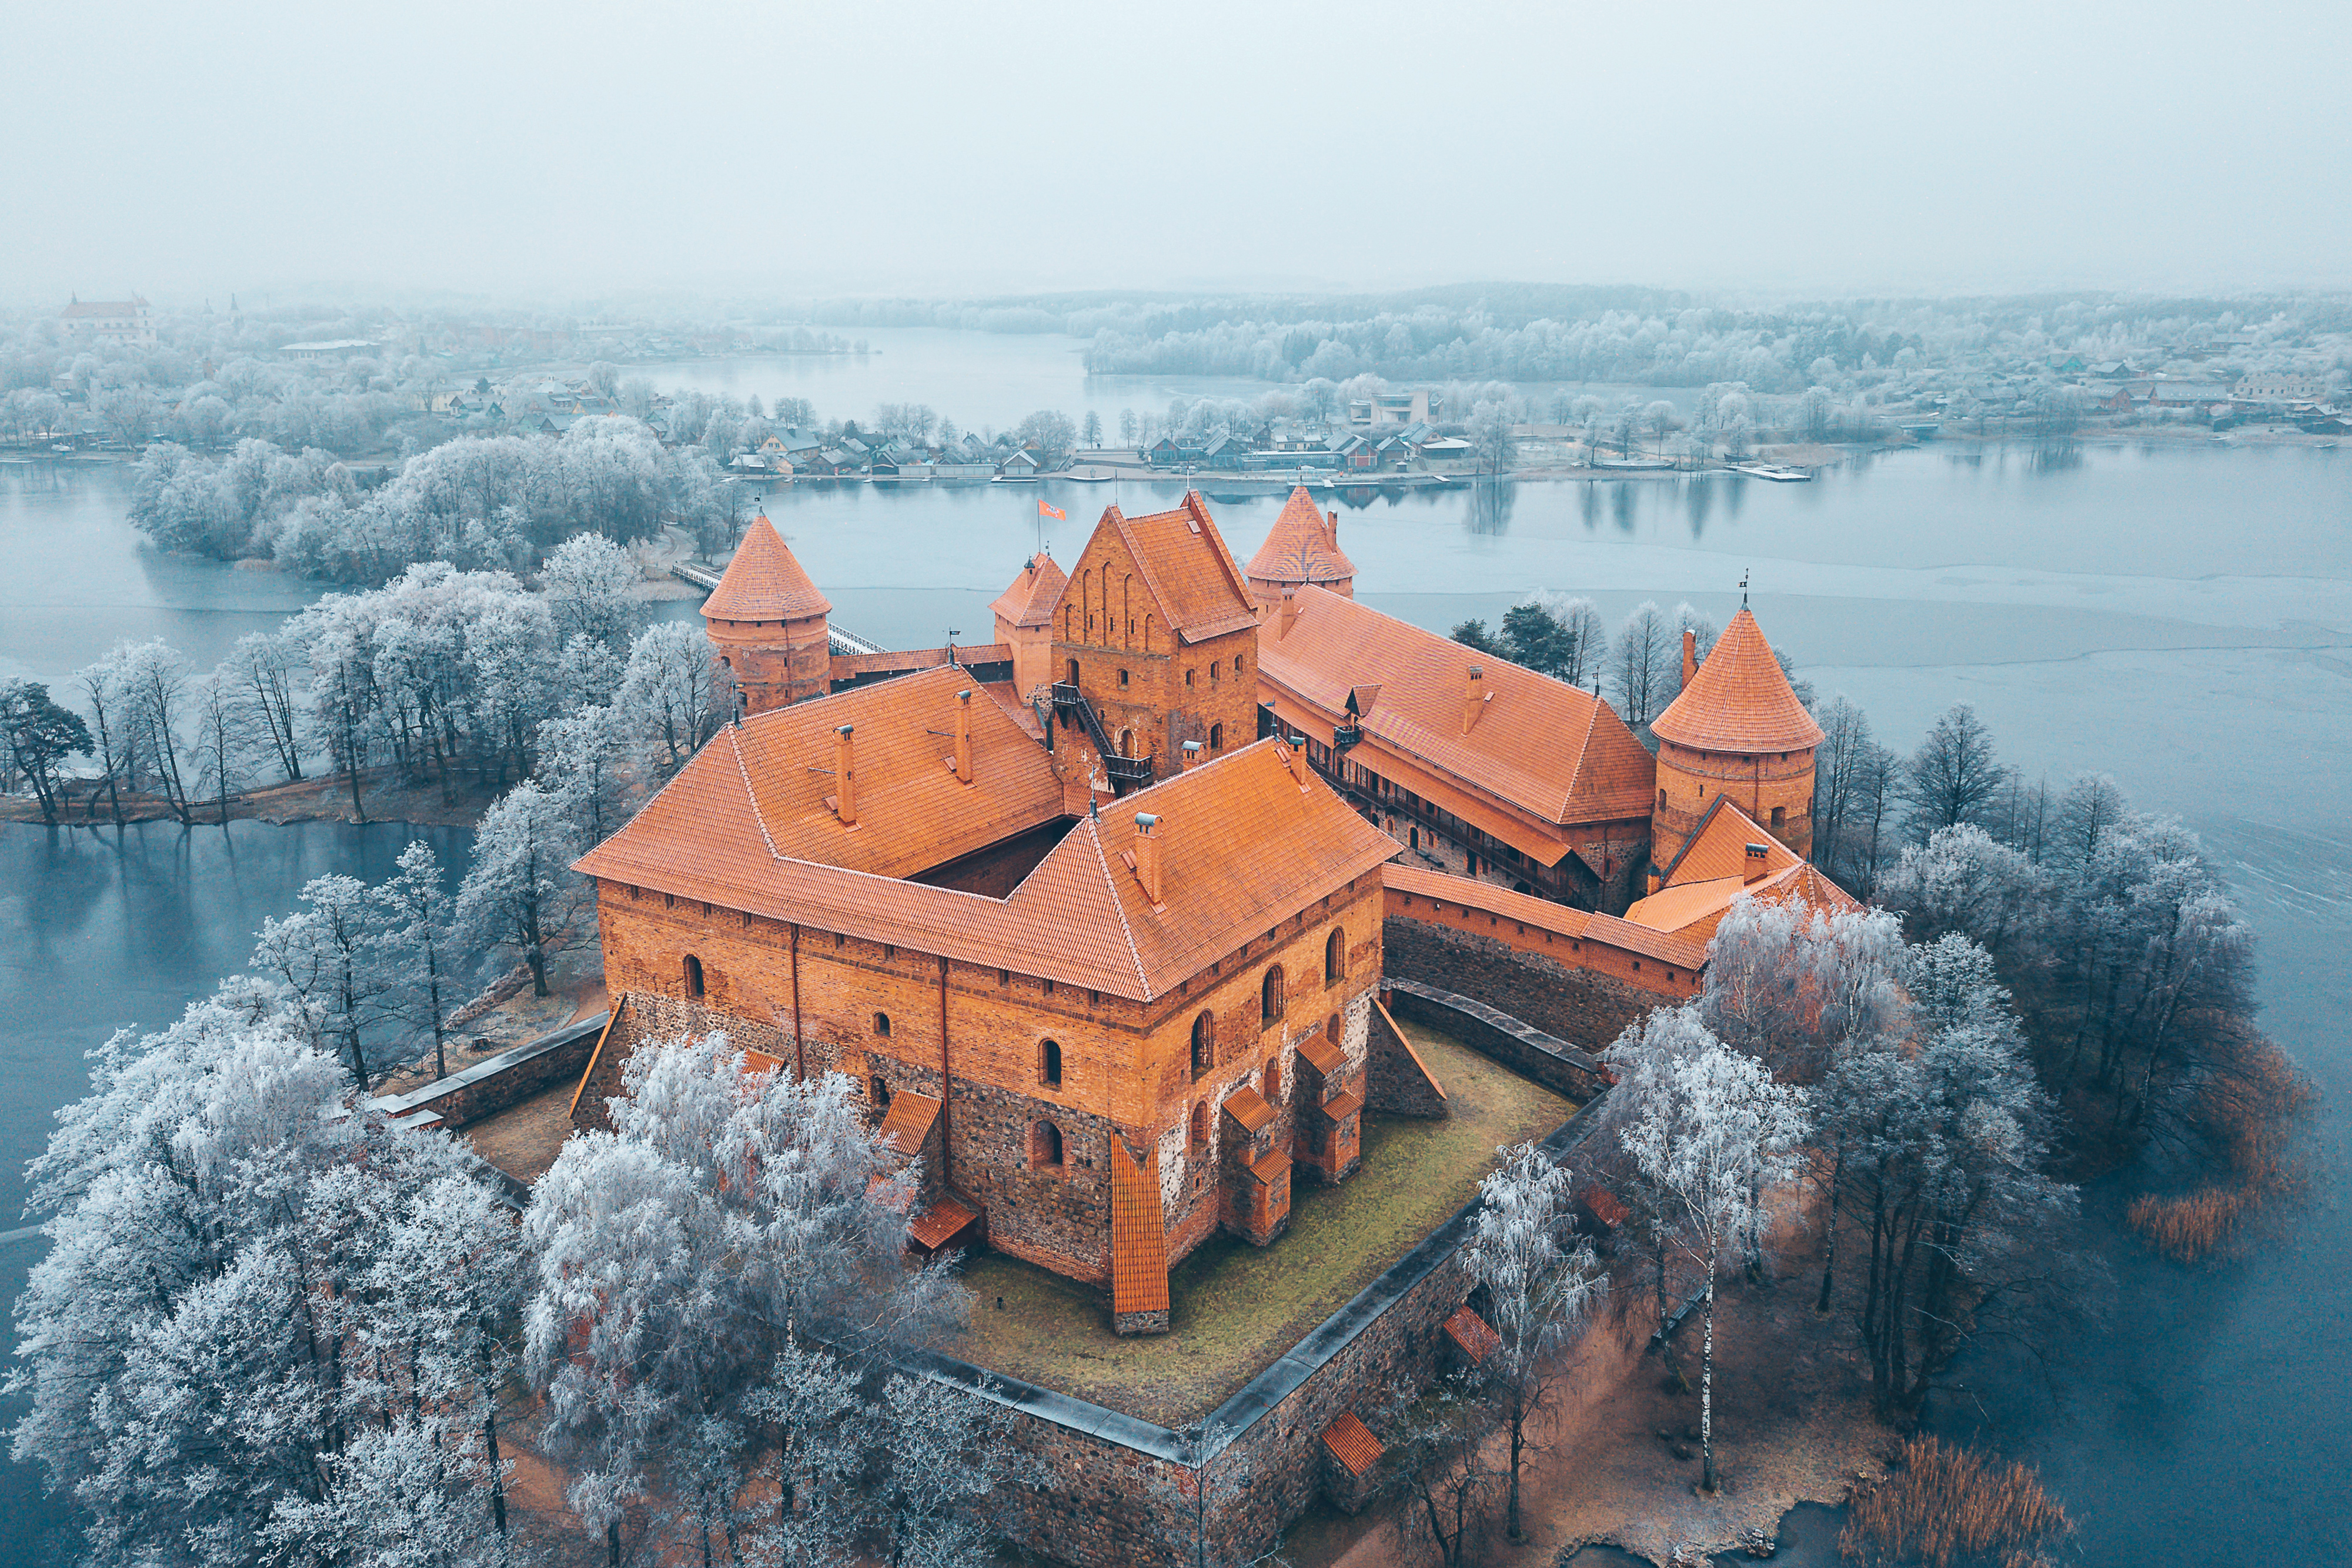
[374,1014,608,1132]
[918,1022,1616,1568]
[1384,978,1612,1100]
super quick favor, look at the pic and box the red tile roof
[1091,494,1260,645]
[703,516,832,623]
[1222,1084,1275,1134]
[988,552,1066,630]
[1321,1411,1384,1476]
[1581,1183,1630,1228]
[907,1195,978,1251]
[1650,609,1822,753]
[576,675,1398,1001]
[1297,1031,1347,1077]
[1444,1305,1501,1363]
[1259,587,1656,848]
[1245,487,1356,593]
[1109,1138,1171,1316]
[1625,798,1861,941]
[875,1090,941,1158]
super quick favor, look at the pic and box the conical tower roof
[1650,608,1823,753]
[702,516,831,622]
[988,551,1066,630]
[1245,486,1356,592]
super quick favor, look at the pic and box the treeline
[11,999,1027,1566]
[3,536,726,842]
[128,416,734,584]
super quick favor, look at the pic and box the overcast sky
[6,0,2347,306]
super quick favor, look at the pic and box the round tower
[701,516,833,718]
[1648,608,1822,862]
[1245,486,1356,606]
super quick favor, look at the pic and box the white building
[61,296,155,347]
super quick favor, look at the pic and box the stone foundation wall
[1385,979,1610,1101]
[1383,914,1679,1055]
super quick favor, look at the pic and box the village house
[59,295,156,346]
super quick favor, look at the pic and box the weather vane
[1740,569,1750,608]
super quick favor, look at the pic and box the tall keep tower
[1244,486,1357,605]
[1648,607,1822,862]
[1048,493,1261,787]
[701,516,833,718]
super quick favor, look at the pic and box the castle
[573,487,1851,1331]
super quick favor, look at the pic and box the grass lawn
[938,1022,1573,1426]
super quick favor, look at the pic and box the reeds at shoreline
[1839,1436,2068,1568]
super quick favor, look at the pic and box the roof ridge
[1080,814,1155,1001]
[1191,491,1258,609]
[1655,794,1735,885]
[726,726,786,861]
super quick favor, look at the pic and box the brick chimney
[1743,842,1771,884]
[1282,734,1309,786]
[1682,629,1698,691]
[1462,666,1486,734]
[834,724,857,826]
[1181,739,1203,771]
[1277,589,1299,640]
[953,688,973,784]
[1327,507,1339,543]
[1132,812,1162,903]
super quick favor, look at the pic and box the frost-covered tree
[119,637,198,823]
[1608,600,1675,728]
[1465,1142,1606,1540]
[1820,952,2074,1417]
[189,667,254,824]
[1609,1008,1809,1492]
[1877,823,2046,966]
[541,530,640,651]
[251,871,395,1084]
[618,618,727,771]
[8,985,526,1567]
[380,840,461,1080]
[229,628,307,781]
[456,781,589,998]
[1670,602,1719,679]
[75,645,141,822]
[536,702,634,848]
[524,1034,968,1566]
[1700,897,1907,1085]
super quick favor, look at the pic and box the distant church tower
[1244,486,1357,605]
[701,516,833,718]
[1648,607,1822,862]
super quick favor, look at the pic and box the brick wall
[591,870,1386,1288]
[1654,738,1816,860]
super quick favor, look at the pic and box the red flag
[1038,500,1065,521]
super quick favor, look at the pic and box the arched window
[1326,1012,1341,1046]
[1209,723,1224,751]
[1117,728,1134,758]
[1261,965,1285,1026]
[1032,1121,1064,1168]
[1067,658,1081,687]
[683,954,704,999]
[1191,1010,1215,1079]
[1659,788,1667,811]
[1041,1038,1063,1088]
[870,1076,891,1109]
[1264,1054,1282,1102]
[1771,805,1786,829]
[873,1011,891,1038]
[1210,661,1220,684]
[1234,656,1245,677]
[1324,928,1345,985]
[1190,1101,1209,1152]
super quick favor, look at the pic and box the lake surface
[2,381,2349,1563]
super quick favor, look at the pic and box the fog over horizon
[6,0,2349,307]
